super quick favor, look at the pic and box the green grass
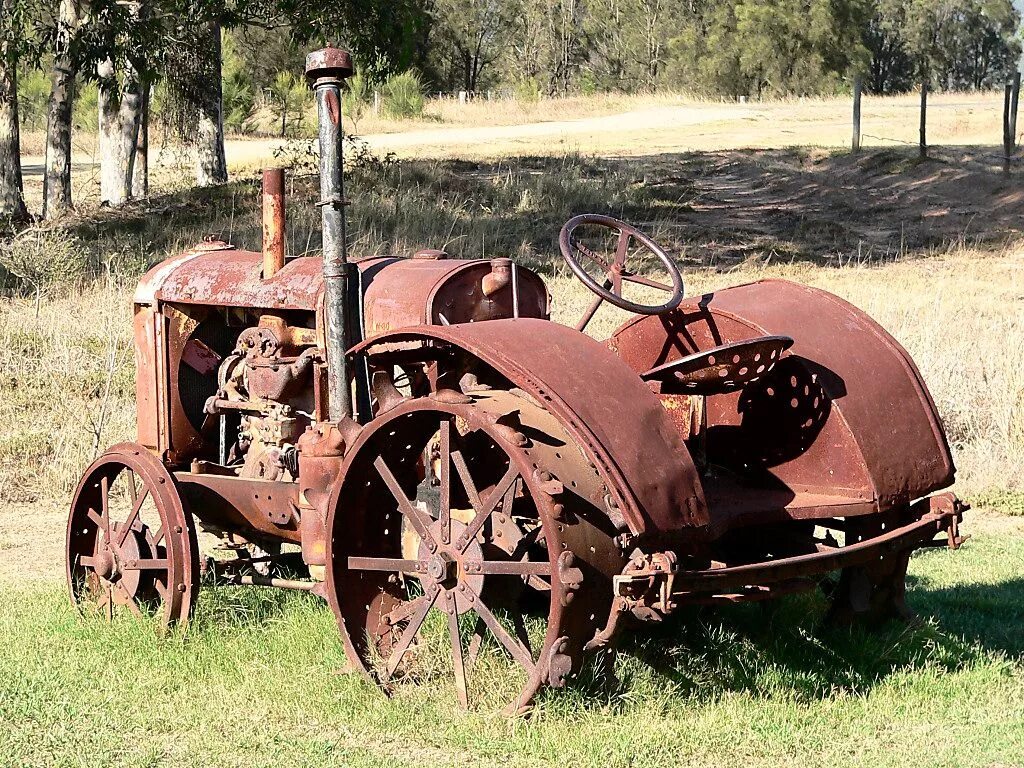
[2,529,1023,767]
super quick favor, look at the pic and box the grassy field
[2,128,1024,766]
[2,513,1023,767]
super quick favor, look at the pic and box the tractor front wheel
[66,443,199,633]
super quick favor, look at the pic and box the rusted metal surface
[139,251,550,322]
[351,319,710,537]
[307,46,355,422]
[362,256,549,335]
[67,443,199,631]
[559,214,684,331]
[304,45,353,83]
[327,389,623,711]
[174,472,301,544]
[262,168,286,279]
[641,335,794,395]
[609,279,955,510]
[71,42,967,712]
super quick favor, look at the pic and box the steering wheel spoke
[570,237,611,271]
[559,214,684,332]
[622,272,675,292]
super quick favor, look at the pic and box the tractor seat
[640,336,794,396]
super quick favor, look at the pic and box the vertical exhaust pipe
[262,167,286,279]
[305,46,355,422]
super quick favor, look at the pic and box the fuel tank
[133,242,550,330]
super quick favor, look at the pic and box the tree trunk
[0,11,28,222]
[195,20,227,186]
[98,58,144,207]
[133,84,149,199]
[43,0,80,220]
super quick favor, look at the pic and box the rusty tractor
[67,46,966,712]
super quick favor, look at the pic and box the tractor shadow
[566,569,1024,709]
[8,143,1021,297]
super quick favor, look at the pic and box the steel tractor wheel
[327,388,623,712]
[66,443,199,632]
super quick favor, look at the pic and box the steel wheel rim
[66,445,198,633]
[328,401,566,711]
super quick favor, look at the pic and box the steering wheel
[559,214,684,332]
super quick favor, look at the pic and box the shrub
[382,70,424,119]
[343,66,372,130]
[223,73,256,135]
[17,68,50,131]
[514,77,542,104]
[0,228,93,298]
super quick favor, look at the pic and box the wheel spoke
[470,560,552,576]
[512,613,533,655]
[438,419,452,545]
[374,455,436,547]
[348,557,423,574]
[114,582,144,619]
[610,270,623,298]
[115,486,150,549]
[457,466,521,553]
[99,476,111,536]
[623,272,674,292]
[121,558,168,571]
[525,575,552,592]
[100,584,113,621]
[86,508,105,531]
[384,588,440,680]
[467,616,486,669]
[384,594,429,627]
[450,448,482,512]
[471,592,536,673]
[126,469,138,506]
[448,595,469,708]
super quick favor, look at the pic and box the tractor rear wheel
[66,443,199,633]
[327,392,616,712]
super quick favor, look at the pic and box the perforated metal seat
[640,336,794,395]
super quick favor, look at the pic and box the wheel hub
[426,552,456,584]
[418,519,485,614]
[92,550,117,581]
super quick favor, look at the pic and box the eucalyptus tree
[0,0,29,222]
[43,0,85,219]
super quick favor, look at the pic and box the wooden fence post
[919,79,928,159]
[1011,72,1021,153]
[1004,82,1013,164]
[852,75,862,153]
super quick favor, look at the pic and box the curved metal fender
[350,318,709,536]
[609,279,955,508]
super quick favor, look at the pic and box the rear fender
[351,319,708,537]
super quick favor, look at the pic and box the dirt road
[19,90,1007,179]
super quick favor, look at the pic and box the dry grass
[2,146,1022,510]
[1,242,1021,508]
[16,88,1016,214]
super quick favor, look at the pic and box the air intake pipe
[305,46,356,422]
[262,167,286,279]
